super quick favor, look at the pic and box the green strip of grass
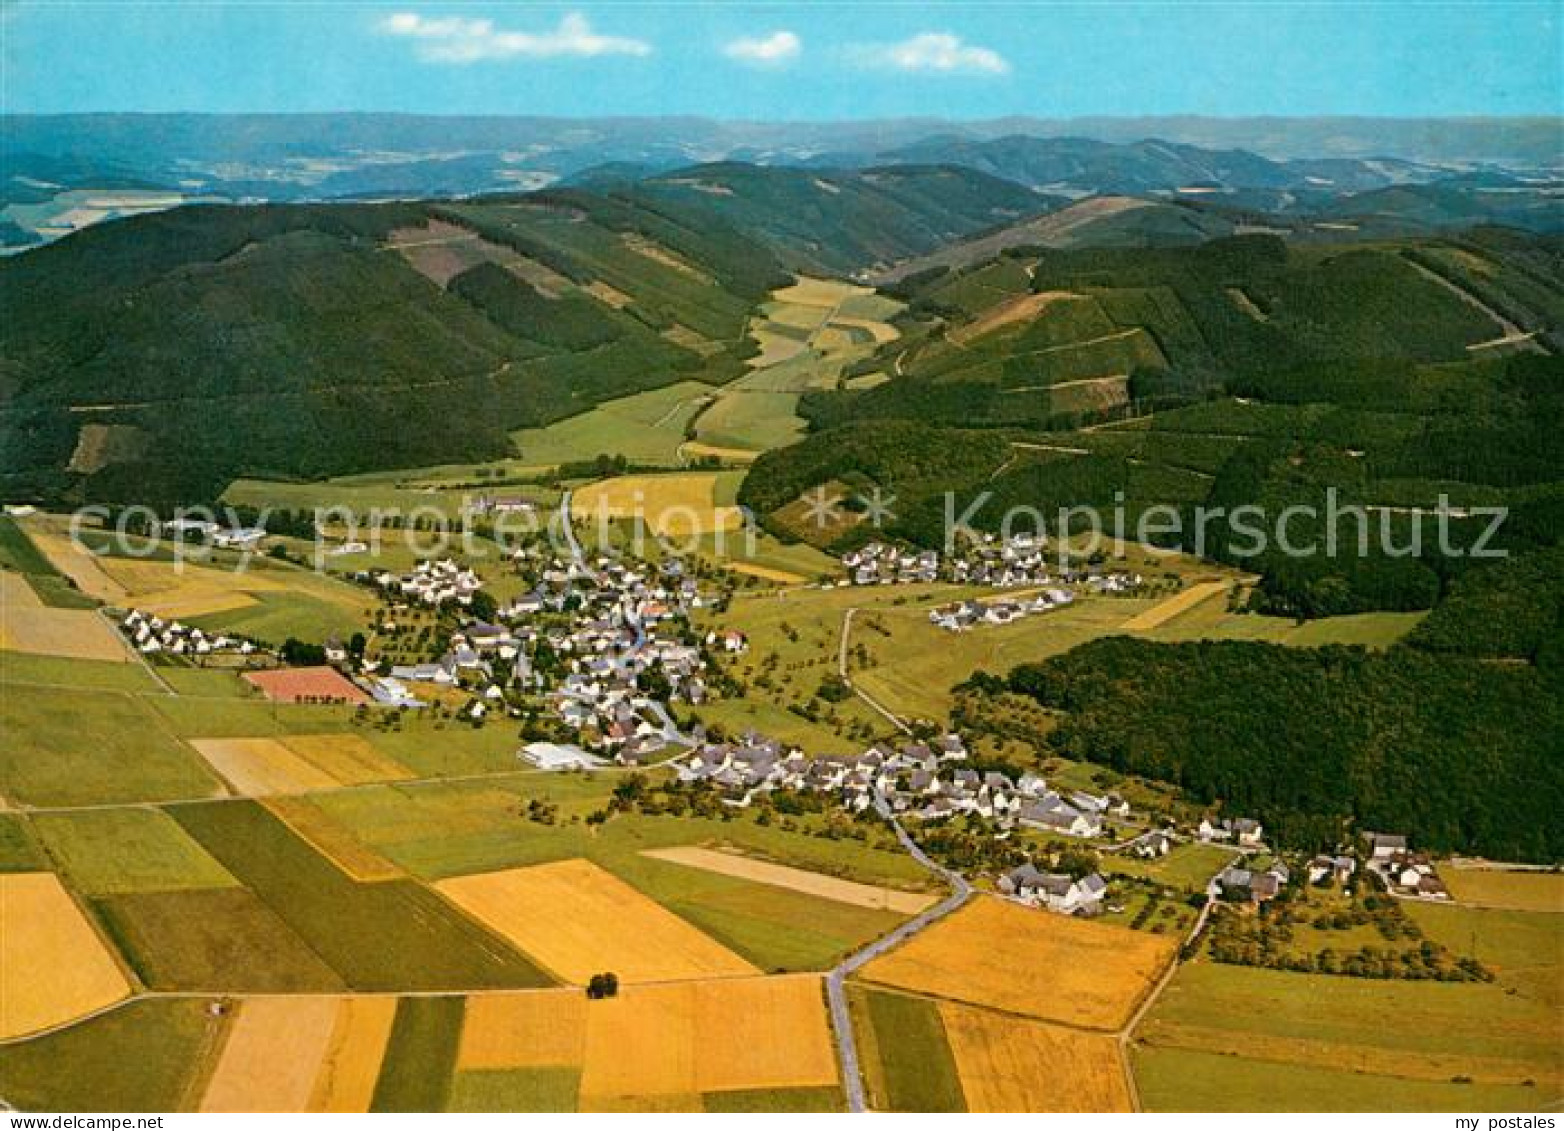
[370,996,466,1113]
[170,800,553,991]
[702,1086,845,1112]
[0,813,45,871]
[448,1066,581,1112]
[860,987,966,1112]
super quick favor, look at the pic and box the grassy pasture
[0,686,225,807]
[449,1066,582,1112]
[93,886,347,992]
[1101,842,1236,893]
[1437,868,1564,913]
[31,808,238,895]
[1134,957,1562,1111]
[511,380,714,469]
[851,986,966,1112]
[1133,1046,1549,1112]
[371,996,466,1113]
[702,1086,844,1112]
[0,651,162,692]
[0,998,221,1112]
[170,800,553,991]
[0,814,45,871]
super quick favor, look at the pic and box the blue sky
[4,1,1560,118]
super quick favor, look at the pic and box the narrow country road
[823,605,970,1110]
[825,804,973,1112]
[837,607,912,736]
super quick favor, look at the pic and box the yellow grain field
[200,996,342,1113]
[19,523,126,602]
[188,738,339,797]
[280,734,412,785]
[1,572,42,609]
[458,990,587,1070]
[680,441,761,465]
[643,847,936,914]
[573,474,743,538]
[722,562,807,585]
[1120,581,1231,633]
[0,872,132,1038]
[434,858,758,985]
[263,797,404,882]
[858,896,1175,1030]
[771,277,866,309]
[0,573,129,662]
[941,1001,1132,1112]
[577,975,838,1105]
[308,997,399,1113]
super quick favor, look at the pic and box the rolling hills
[0,166,1045,504]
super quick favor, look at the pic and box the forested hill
[740,232,1564,617]
[990,548,1564,862]
[0,164,1044,505]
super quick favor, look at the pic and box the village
[106,524,1449,924]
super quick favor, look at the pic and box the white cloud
[379,11,652,64]
[857,32,1009,76]
[723,30,801,66]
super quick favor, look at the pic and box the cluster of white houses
[118,608,260,657]
[676,731,1140,840]
[928,588,1076,632]
[368,558,485,607]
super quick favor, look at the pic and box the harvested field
[573,473,744,538]
[264,796,403,882]
[17,522,125,602]
[722,562,806,585]
[642,847,936,913]
[1,571,42,609]
[95,556,287,619]
[199,996,341,1113]
[941,1001,1131,1112]
[1,574,127,661]
[280,734,412,785]
[189,738,339,797]
[679,441,760,465]
[1120,580,1231,632]
[434,858,758,985]
[577,975,838,1105]
[458,990,587,1070]
[243,666,368,704]
[0,872,132,1038]
[309,997,399,1113]
[858,896,1175,1029]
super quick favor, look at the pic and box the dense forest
[989,596,1563,861]
[944,501,1564,866]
